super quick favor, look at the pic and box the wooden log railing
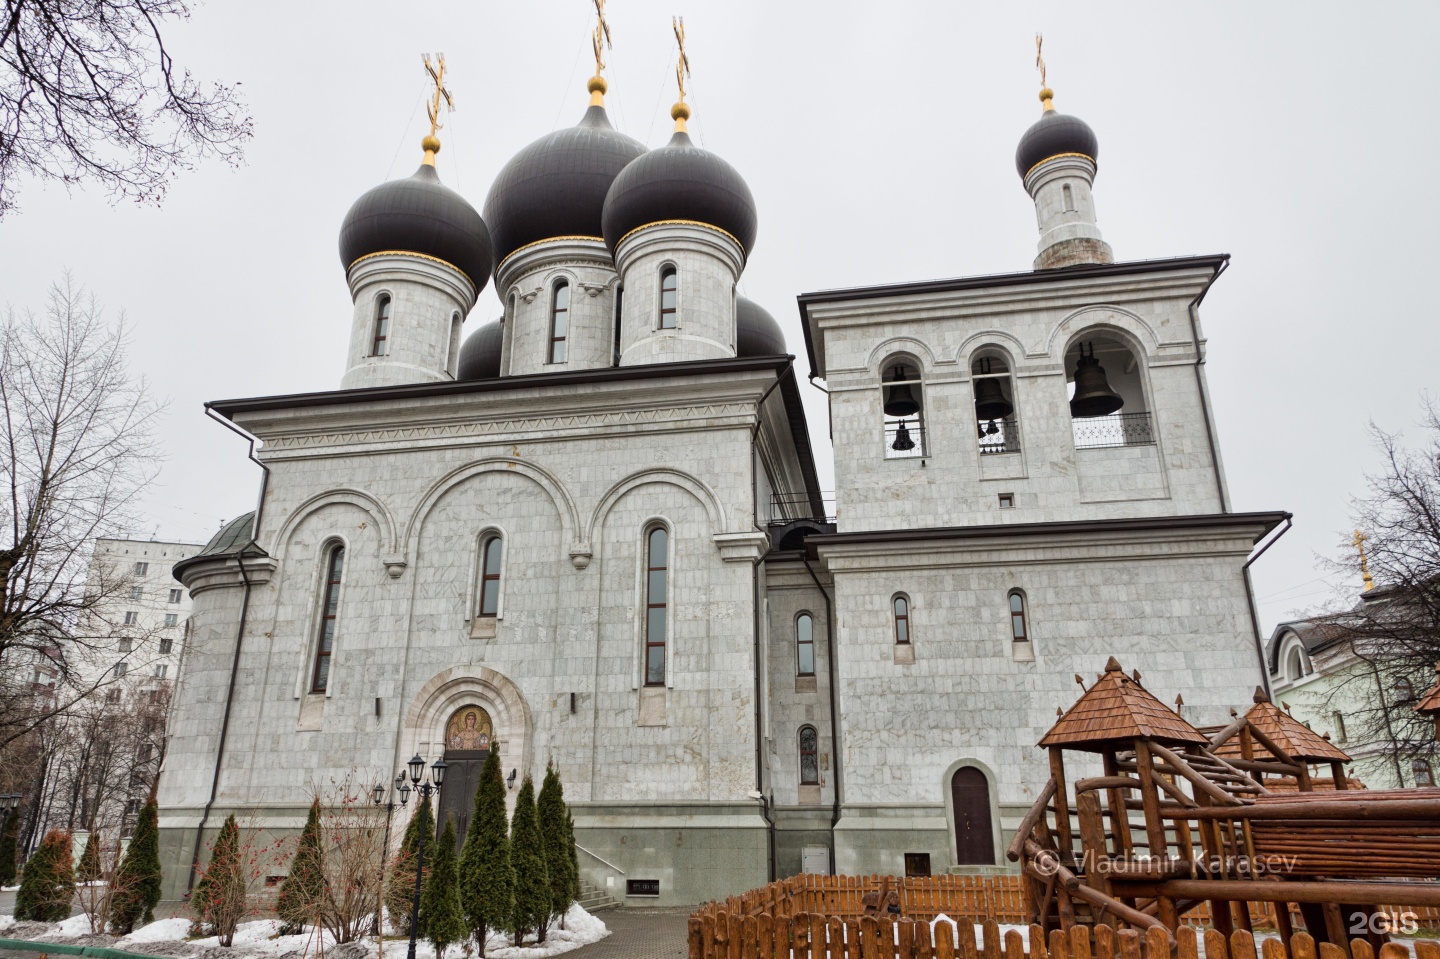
[686,911,1440,959]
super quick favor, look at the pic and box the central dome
[483,104,646,269]
[1015,108,1099,178]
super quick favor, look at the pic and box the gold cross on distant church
[593,0,612,78]
[1353,529,1375,591]
[420,53,453,165]
[1035,33,1046,88]
[674,17,691,104]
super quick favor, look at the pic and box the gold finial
[589,0,612,106]
[1035,33,1054,112]
[1353,529,1375,592]
[421,54,454,166]
[671,16,692,133]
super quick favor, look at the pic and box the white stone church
[156,55,1287,905]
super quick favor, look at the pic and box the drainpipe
[802,554,842,874]
[1242,515,1293,700]
[186,408,270,895]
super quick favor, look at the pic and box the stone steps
[578,877,620,912]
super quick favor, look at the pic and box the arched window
[1395,678,1415,702]
[311,545,345,693]
[1415,759,1435,787]
[447,312,463,377]
[1062,183,1075,212]
[1285,645,1311,681]
[972,350,1019,454]
[549,280,570,363]
[892,594,911,645]
[881,359,925,459]
[371,295,392,356]
[477,535,502,618]
[644,526,668,686]
[1067,334,1154,449]
[1008,590,1028,643]
[612,283,624,366]
[796,612,815,677]
[659,267,678,329]
[799,726,819,785]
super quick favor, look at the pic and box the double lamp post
[371,755,446,959]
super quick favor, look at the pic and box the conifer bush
[459,750,511,956]
[507,775,548,946]
[14,828,74,921]
[77,831,101,884]
[0,809,19,887]
[536,762,575,941]
[276,798,324,934]
[422,818,466,959]
[111,792,162,933]
[384,798,434,937]
[190,814,247,946]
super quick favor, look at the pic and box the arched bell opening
[880,356,925,459]
[1064,332,1154,449]
[970,348,1020,455]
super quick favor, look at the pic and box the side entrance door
[951,767,995,865]
[437,749,488,847]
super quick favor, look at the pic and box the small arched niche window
[659,267,678,329]
[1395,677,1415,702]
[1062,183,1076,212]
[1008,590,1029,643]
[1415,759,1435,787]
[796,612,815,677]
[311,544,345,693]
[971,349,1019,455]
[549,280,570,363]
[1285,645,1312,682]
[1067,333,1153,449]
[892,594,912,645]
[799,725,819,785]
[881,358,924,459]
[644,526,669,686]
[476,534,502,618]
[447,312,463,377]
[371,295,392,357]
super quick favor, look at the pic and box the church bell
[973,377,1014,422]
[891,420,916,451]
[883,365,921,417]
[1068,343,1124,418]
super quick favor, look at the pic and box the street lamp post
[398,755,446,959]
[370,772,407,957]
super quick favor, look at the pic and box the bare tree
[1322,398,1440,780]
[0,274,164,754]
[0,0,252,217]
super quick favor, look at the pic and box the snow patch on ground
[483,904,610,959]
[42,912,102,938]
[0,915,14,931]
[122,917,195,943]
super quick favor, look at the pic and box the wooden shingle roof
[1417,663,1440,718]
[1039,657,1209,750]
[1214,694,1350,763]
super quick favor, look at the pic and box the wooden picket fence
[685,914,1440,959]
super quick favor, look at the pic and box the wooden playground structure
[1010,657,1440,955]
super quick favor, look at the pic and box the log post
[1051,748,1075,863]
[1132,739,1177,931]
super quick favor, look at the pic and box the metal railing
[1072,411,1155,450]
[977,417,1021,455]
[883,421,926,459]
[768,492,836,525]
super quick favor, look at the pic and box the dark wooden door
[437,750,487,848]
[951,767,995,865]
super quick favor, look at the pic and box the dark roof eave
[806,510,1290,559]
[796,253,1230,380]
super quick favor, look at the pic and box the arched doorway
[437,705,493,846]
[950,767,995,865]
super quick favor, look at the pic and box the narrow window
[134,562,149,575]
[1332,711,1347,743]
[159,637,173,655]
[612,283,624,366]
[311,546,345,693]
[1415,759,1435,787]
[659,267,677,329]
[1009,590,1029,642]
[169,588,183,603]
[796,613,815,677]
[799,725,819,785]
[644,527,668,686]
[549,281,569,363]
[447,312,463,377]
[1062,183,1075,212]
[893,595,911,645]
[371,295,392,356]
[477,535,502,618]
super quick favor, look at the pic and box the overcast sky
[2,2,1436,635]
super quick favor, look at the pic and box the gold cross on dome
[674,16,691,104]
[423,54,454,140]
[593,0,612,78]
[1035,33,1046,88]
[1353,529,1375,591]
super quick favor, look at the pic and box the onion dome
[339,162,494,292]
[601,104,758,258]
[456,318,503,380]
[736,297,786,357]
[482,82,647,268]
[1015,88,1099,178]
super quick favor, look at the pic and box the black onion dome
[736,297,786,357]
[1015,109,1099,178]
[456,318,503,380]
[339,164,493,291]
[601,129,757,257]
[483,105,647,267]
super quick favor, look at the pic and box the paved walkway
[567,907,690,959]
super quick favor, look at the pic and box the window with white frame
[796,612,815,677]
[169,588,183,603]
[372,295,392,356]
[799,725,819,785]
[892,594,912,645]
[644,526,669,686]
[311,545,345,693]
[477,534,502,618]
